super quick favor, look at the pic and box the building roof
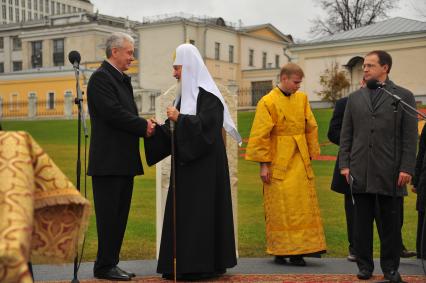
[239,23,293,43]
[305,17,426,45]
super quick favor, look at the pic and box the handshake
[145,106,180,138]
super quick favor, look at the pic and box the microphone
[366,79,385,90]
[68,50,81,68]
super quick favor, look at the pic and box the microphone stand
[71,63,88,283]
[374,86,425,283]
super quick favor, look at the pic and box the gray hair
[105,32,135,58]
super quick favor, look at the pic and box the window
[40,0,43,12]
[262,52,267,69]
[61,3,64,14]
[52,38,64,66]
[67,4,70,13]
[228,45,234,63]
[14,0,18,5]
[0,37,3,49]
[10,93,19,111]
[2,5,6,20]
[275,55,280,68]
[33,0,37,10]
[21,0,24,7]
[27,0,31,9]
[47,92,55,109]
[15,7,18,21]
[214,42,220,60]
[21,10,24,20]
[27,11,30,20]
[251,80,273,106]
[45,0,48,12]
[9,6,12,20]
[72,6,76,12]
[0,62,4,73]
[31,40,42,68]
[12,61,22,71]
[249,49,254,67]
[56,2,59,14]
[50,0,54,14]
[12,36,21,50]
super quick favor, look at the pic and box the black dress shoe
[356,269,372,280]
[116,266,136,278]
[384,271,406,283]
[400,248,416,258]
[274,255,287,265]
[289,256,306,266]
[94,266,131,281]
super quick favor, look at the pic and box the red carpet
[39,274,426,282]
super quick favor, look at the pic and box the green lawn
[1,109,418,261]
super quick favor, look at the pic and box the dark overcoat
[339,79,417,196]
[328,96,349,194]
[87,61,148,176]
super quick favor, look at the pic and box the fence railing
[0,98,80,119]
[237,86,272,108]
[1,87,270,119]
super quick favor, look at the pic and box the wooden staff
[170,119,177,283]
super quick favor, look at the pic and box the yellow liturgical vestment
[0,131,90,283]
[245,87,326,256]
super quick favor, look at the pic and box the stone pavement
[33,257,425,282]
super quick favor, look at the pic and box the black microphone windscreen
[68,50,81,65]
[366,79,380,90]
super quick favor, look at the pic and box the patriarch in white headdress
[172,43,242,145]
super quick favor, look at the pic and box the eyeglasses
[362,63,377,69]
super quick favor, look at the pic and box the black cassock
[145,88,237,276]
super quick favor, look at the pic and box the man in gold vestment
[245,63,326,266]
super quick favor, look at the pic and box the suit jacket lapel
[373,80,394,111]
[360,87,373,112]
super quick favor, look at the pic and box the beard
[174,81,182,107]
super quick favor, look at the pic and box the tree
[317,61,351,105]
[311,0,399,36]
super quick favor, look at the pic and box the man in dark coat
[339,50,417,282]
[328,96,356,262]
[87,32,155,281]
[329,97,415,264]
[413,125,426,259]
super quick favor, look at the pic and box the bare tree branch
[311,0,399,36]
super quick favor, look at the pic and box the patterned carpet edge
[37,273,426,282]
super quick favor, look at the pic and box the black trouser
[353,194,402,274]
[375,196,406,251]
[417,211,426,259]
[344,193,356,255]
[92,175,134,273]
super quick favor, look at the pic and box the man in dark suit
[87,32,155,281]
[329,95,416,265]
[339,50,417,283]
[328,96,357,262]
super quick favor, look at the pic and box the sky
[90,0,425,42]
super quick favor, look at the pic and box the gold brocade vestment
[0,131,90,283]
[245,88,326,256]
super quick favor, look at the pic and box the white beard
[174,81,182,107]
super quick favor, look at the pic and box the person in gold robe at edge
[245,63,327,266]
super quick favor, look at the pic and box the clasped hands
[145,106,180,137]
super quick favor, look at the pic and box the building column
[28,93,37,119]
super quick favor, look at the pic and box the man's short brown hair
[280,63,305,78]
